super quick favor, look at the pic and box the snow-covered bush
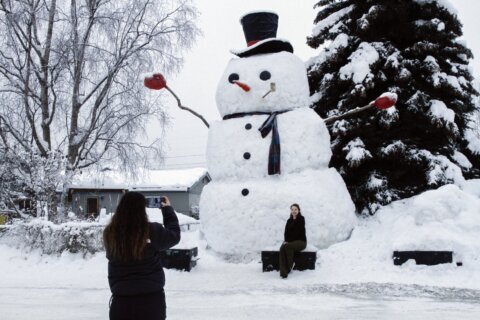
[0,209,200,255]
[0,220,105,256]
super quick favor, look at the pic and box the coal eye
[228,73,240,83]
[259,71,271,81]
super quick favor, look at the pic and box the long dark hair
[103,191,150,262]
[290,203,302,219]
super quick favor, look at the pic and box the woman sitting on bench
[279,203,307,278]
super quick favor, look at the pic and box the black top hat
[231,11,294,58]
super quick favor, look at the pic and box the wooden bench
[261,250,316,272]
[160,247,198,272]
[392,251,460,266]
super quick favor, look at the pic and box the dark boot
[279,243,289,278]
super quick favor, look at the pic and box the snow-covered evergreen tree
[307,0,480,214]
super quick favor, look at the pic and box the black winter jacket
[107,205,180,296]
[284,215,307,243]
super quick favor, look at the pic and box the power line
[163,154,205,159]
[162,159,206,165]
[162,161,207,166]
[160,166,207,170]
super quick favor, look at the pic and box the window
[19,199,32,210]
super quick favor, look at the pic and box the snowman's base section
[261,251,316,272]
[199,168,357,259]
[392,251,455,266]
[160,247,198,272]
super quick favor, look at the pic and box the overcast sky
[149,0,480,170]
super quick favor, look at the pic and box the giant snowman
[200,11,357,259]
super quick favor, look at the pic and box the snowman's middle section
[207,108,332,180]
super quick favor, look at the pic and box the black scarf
[223,110,290,175]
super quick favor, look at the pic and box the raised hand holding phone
[160,196,171,207]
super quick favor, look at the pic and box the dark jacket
[107,205,180,296]
[284,215,306,243]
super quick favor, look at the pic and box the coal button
[243,152,251,160]
[241,188,249,196]
[245,123,252,130]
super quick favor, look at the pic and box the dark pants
[110,290,166,320]
[279,240,307,277]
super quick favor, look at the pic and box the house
[67,187,128,220]
[67,168,210,219]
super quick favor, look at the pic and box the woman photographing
[103,192,180,320]
[279,203,307,278]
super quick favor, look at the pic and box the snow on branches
[307,0,480,214]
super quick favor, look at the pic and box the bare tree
[0,0,199,221]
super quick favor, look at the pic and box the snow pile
[319,180,480,278]
[378,182,480,255]
[97,208,111,224]
[146,208,199,231]
[171,228,200,249]
[339,42,379,83]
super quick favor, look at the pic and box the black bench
[261,250,316,272]
[160,247,198,272]
[392,251,459,266]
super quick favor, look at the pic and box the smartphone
[160,196,166,205]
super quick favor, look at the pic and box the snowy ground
[1,241,480,320]
[2,232,480,319]
[2,180,480,319]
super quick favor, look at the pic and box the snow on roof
[70,167,208,192]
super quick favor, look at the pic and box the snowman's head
[216,51,310,117]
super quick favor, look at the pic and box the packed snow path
[1,281,480,319]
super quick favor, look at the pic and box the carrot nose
[233,81,250,92]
